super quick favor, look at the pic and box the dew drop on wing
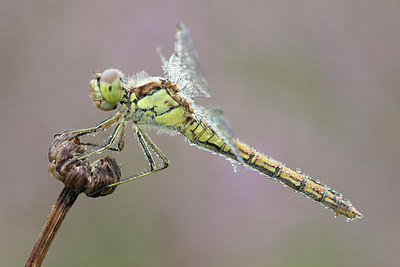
[296,168,301,173]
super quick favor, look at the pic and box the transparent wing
[164,23,211,98]
[204,106,244,164]
[155,44,168,78]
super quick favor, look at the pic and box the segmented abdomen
[181,118,362,220]
[235,139,362,220]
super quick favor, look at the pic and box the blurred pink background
[1,1,399,266]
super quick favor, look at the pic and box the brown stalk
[25,187,78,267]
[25,132,120,266]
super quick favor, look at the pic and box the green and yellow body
[68,23,362,221]
[129,79,361,220]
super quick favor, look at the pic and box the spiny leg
[111,125,170,184]
[117,122,126,151]
[80,123,126,151]
[80,142,121,151]
[89,125,170,196]
[138,127,169,167]
[77,120,126,161]
[136,127,156,171]
[66,111,123,138]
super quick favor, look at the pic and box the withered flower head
[48,132,120,197]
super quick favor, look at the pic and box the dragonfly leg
[136,127,157,171]
[117,123,126,151]
[67,111,123,138]
[77,120,125,160]
[80,123,126,151]
[90,126,170,194]
[138,127,169,167]
[80,142,120,151]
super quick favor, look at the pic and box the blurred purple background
[1,1,399,266]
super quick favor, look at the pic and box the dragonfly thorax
[131,78,192,129]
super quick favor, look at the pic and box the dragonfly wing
[166,23,211,98]
[204,106,244,164]
[155,44,168,78]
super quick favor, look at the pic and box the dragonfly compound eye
[100,69,124,104]
[90,69,124,111]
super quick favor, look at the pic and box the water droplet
[296,168,301,173]
[232,163,238,173]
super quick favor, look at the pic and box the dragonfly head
[89,69,124,111]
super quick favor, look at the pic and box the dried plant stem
[25,133,120,266]
[25,186,78,267]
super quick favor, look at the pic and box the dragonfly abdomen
[180,117,236,158]
[181,118,362,220]
[235,139,362,220]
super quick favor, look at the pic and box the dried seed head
[64,165,90,193]
[84,156,121,197]
[48,132,120,197]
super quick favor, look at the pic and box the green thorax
[130,79,192,129]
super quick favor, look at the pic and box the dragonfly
[68,23,362,221]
